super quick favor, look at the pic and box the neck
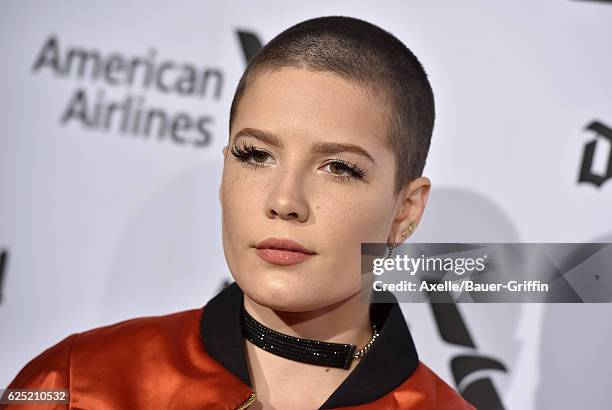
[241,290,375,409]
[242,290,372,346]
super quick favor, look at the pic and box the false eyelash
[230,142,271,171]
[330,160,368,180]
[230,142,258,161]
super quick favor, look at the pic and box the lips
[255,238,315,254]
[254,237,316,266]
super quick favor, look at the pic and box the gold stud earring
[402,221,416,237]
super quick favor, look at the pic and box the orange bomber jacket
[3,283,476,409]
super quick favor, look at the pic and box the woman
[4,16,475,409]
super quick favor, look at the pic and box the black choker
[241,307,379,370]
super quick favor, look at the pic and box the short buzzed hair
[229,16,435,195]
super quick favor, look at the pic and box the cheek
[313,190,393,295]
[221,167,266,219]
[319,191,392,247]
[221,169,260,247]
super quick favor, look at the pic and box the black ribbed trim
[200,282,252,387]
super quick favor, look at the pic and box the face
[220,67,417,312]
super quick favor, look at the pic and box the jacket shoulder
[395,361,476,409]
[5,306,253,409]
[6,333,76,391]
[351,361,475,410]
[6,308,204,389]
[72,308,203,353]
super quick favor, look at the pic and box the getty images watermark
[361,243,612,303]
[372,253,548,293]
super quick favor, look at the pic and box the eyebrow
[232,127,377,165]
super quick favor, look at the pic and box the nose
[265,168,310,223]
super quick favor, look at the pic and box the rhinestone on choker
[241,307,379,370]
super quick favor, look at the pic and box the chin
[235,272,344,313]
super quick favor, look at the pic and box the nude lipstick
[254,237,315,266]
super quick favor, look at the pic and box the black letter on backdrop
[430,296,507,409]
[236,30,262,64]
[578,121,612,188]
[32,35,61,73]
[61,89,91,127]
[0,249,8,304]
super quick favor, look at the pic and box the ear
[388,176,431,244]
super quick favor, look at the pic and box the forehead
[231,67,389,148]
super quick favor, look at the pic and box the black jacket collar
[200,282,419,409]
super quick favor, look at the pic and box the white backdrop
[1,1,612,409]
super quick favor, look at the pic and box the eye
[230,143,275,168]
[322,160,367,182]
